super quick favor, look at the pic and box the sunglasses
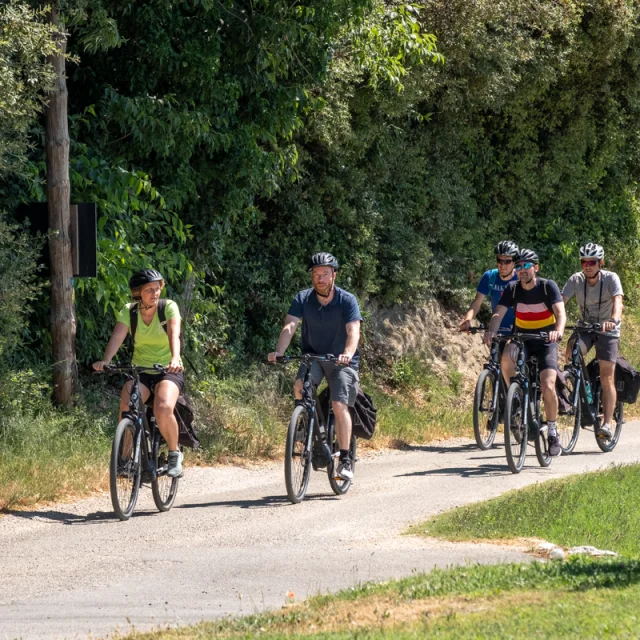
[496,258,514,265]
[515,262,535,271]
[581,259,598,267]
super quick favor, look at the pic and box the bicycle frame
[106,365,166,483]
[565,325,602,429]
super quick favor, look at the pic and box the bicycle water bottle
[585,380,593,405]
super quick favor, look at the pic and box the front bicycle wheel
[535,427,551,467]
[596,401,624,452]
[556,372,581,454]
[504,382,528,474]
[473,369,499,450]
[152,436,180,512]
[110,418,142,521]
[284,406,312,504]
[328,429,356,496]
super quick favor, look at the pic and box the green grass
[0,370,112,509]
[121,558,640,639]
[418,464,640,556]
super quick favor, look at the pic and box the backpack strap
[158,298,168,334]
[129,303,139,340]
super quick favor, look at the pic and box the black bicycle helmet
[309,252,339,271]
[129,269,164,290]
[579,242,604,260]
[516,248,539,264]
[494,240,519,257]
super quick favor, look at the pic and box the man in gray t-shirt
[562,243,623,439]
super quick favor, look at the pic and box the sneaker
[596,424,613,440]
[336,459,354,480]
[548,434,562,457]
[167,450,183,478]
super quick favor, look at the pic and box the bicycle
[556,324,624,454]
[275,354,356,504]
[468,326,508,450]
[503,333,555,474]
[103,364,181,520]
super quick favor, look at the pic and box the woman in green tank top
[92,269,185,477]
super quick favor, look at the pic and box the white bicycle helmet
[579,243,604,260]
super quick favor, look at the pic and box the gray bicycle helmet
[516,248,539,264]
[494,240,519,257]
[309,252,339,271]
[129,268,164,290]
[579,243,604,260]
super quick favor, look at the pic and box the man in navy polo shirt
[268,252,363,480]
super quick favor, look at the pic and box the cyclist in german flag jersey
[485,249,566,456]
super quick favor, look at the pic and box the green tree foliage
[5,0,640,365]
[0,1,56,177]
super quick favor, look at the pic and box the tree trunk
[46,8,76,406]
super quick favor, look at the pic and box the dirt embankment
[365,298,488,382]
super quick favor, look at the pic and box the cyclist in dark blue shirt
[268,253,363,480]
[459,240,519,334]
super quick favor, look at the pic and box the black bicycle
[557,324,624,454]
[103,364,180,520]
[503,333,554,474]
[468,327,508,450]
[275,354,356,504]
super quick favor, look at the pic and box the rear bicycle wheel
[504,382,528,474]
[328,424,356,496]
[110,418,142,521]
[556,372,581,454]
[596,401,624,452]
[284,406,312,504]
[473,369,499,450]
[152,435,180,512]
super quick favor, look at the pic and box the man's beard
[314,282,334,298]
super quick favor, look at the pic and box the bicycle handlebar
[566,323,603,332]
[102,364,168,374]
[273,354,340,364]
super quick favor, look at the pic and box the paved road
[1,422,639,640]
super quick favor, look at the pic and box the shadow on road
[394,463,551,478]
[2,509,156,525]
[177,493,338,510]
[404,443,480,454]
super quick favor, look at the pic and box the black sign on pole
[16,202,98,278]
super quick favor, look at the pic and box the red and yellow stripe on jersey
[514,302,556,331]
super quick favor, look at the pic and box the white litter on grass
[567,546,619,557]
[534,540,619,559]
[549,547,566,561]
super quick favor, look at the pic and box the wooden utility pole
[46,7,76,406]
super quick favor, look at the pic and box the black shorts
[525,341,558,372]
[139,371,184,395]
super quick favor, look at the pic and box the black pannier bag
[317,386,377,439]
[174,395,200,449]
[615,356,640,404]
[350,387,377,440]
[555,370,573,415]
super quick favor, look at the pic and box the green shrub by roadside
[419,464,640,557]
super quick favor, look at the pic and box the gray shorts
[572,333,619,364]
[296,361,359,407]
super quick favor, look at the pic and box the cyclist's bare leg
[500,343,518,386]
[332,400,352,450]
[153,380,180,451]
[599,359,616,425]
[540,368,558,422]
[119,380,151,418]
[293,378,303,400]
